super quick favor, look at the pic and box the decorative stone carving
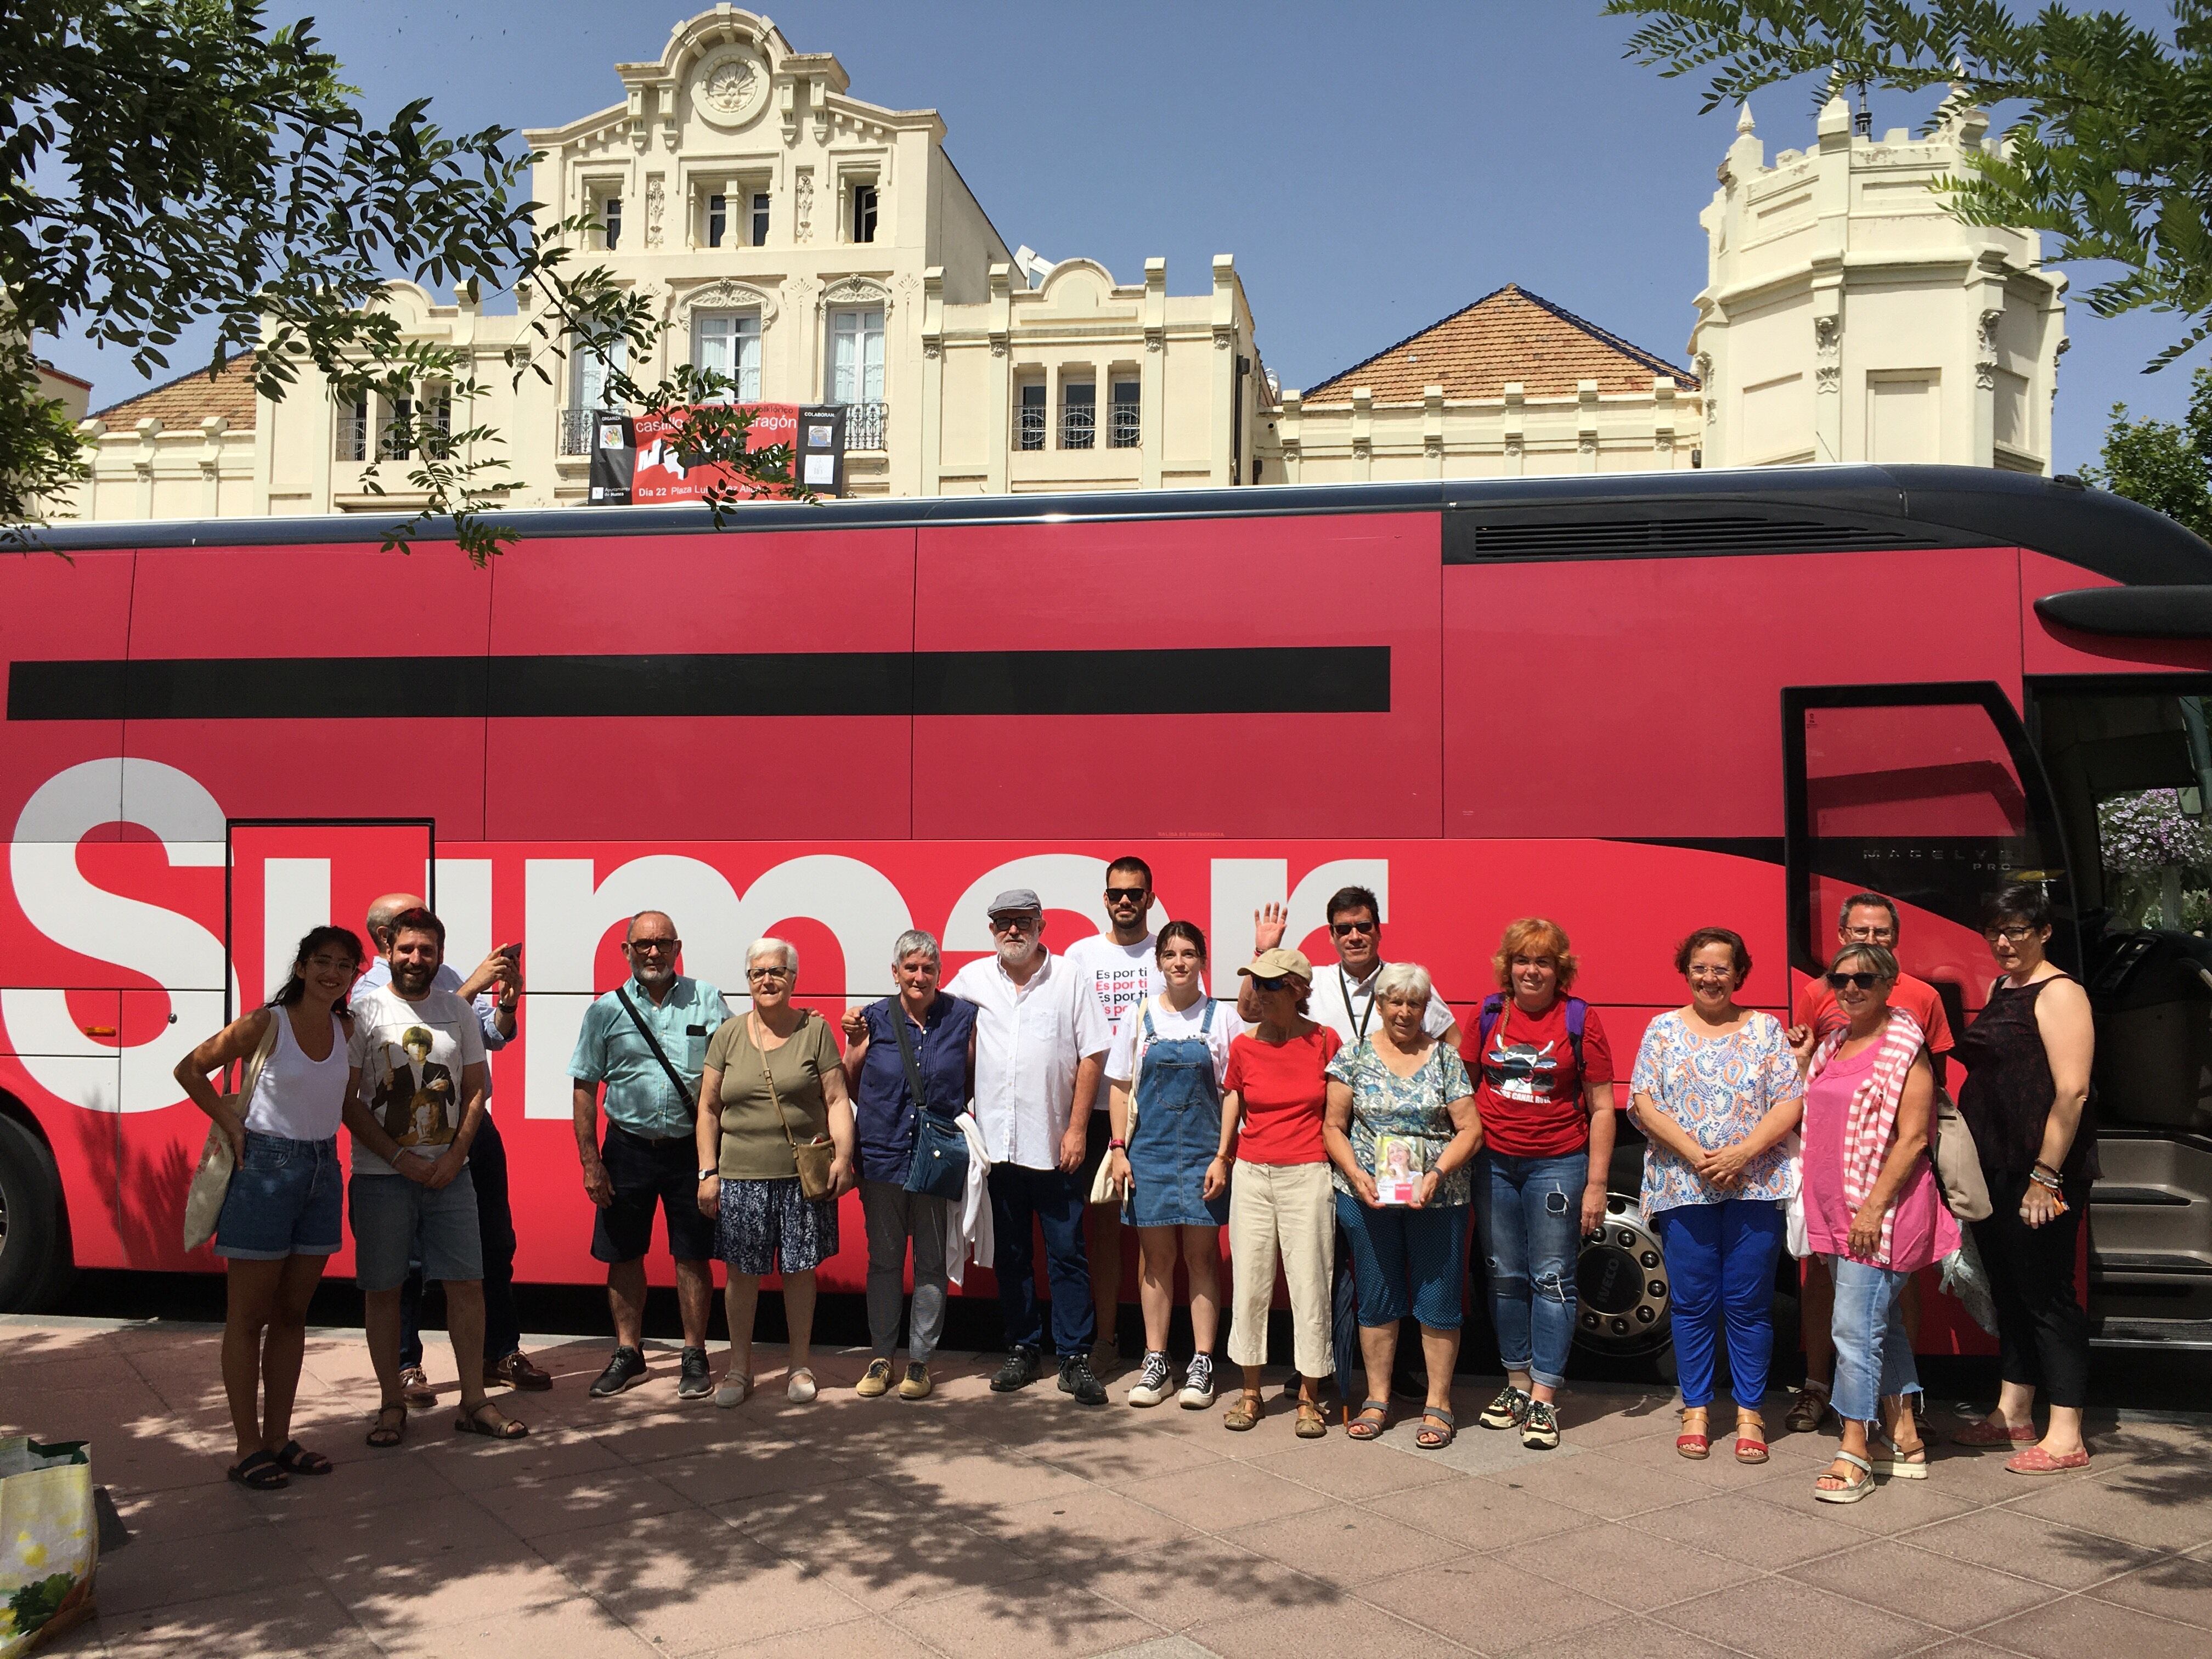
[1813,314,1841,394]
[794,169,813,242]
[821,275,891,315]
[1976,307,2004,389]
[694,48,769,129]
[674,278,779,328]
[644,176,665,248]
[1578,435,1598,455]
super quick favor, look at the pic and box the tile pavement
[3,1317,2208,1658]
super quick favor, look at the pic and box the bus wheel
[0,1113,72,1314]
[1571,1193,1672,1367]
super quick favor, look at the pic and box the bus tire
[1571,1193,1672,1363]
[0,1111,72,1314]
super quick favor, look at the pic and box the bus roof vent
[1445,507,1938,563]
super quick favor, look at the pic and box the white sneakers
[1126,1351,1173,1407]
[1178,1354,1217,1410]
[1126,1351,1217,1409]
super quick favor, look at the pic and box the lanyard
[1341,963,1385,1043]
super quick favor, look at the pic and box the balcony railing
[837,401,888,451]
[560,408,600,456]
[1109,400,1141,449]
[1060,401,1096,450]
[334,414,369,462]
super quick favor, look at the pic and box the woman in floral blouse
[1629,927,1803,1466]
[1324,963,1481,1448]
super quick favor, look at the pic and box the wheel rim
[1572,1194,1670,1356]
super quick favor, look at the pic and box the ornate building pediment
[820,276,892,315]
[672,278,780,326]
[692,45,771,130]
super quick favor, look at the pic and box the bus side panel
[2020,549,2212,675]
[910,514,1443,840]
[482,529,918,840]
[1442,546,2024,838]
[121,542,496,837]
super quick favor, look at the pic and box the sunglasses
[1250,975,1290,991]
[1330,919,1375,936]
[1104,887,1148,904]
[1825,970,1885,990]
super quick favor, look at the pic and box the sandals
[1953,1417,2038,1447]
[1345,1399,1391,1441]
[1294,1400,1328,1439]
[453,1400,528,1440]
[1814,1449,1875,1503]
[227,1449,289,1491]
[1784,1380,1831,1434]
[1734,1410,1769,1465]
[365,1403,407,1449]
[1223,1393,1263,1432]
[1871,1430,1928,1479]
[1415,1406,1457,1450]
[399,1365,437,1409]
[1676,1406,1711,1460]
[275,1440,332,1476]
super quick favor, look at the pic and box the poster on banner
[587,403,847,504]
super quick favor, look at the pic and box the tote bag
[181,1015,280,1252]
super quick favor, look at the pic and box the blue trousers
[989,1161,1096,1357]
[1654,1199,1785,1410]
[1828,1256,1920,1426]
[1475,1150,1585,1389]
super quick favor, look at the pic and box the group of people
[177,859,2099,1507]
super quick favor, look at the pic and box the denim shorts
[348,1170,483,1291]
[214,1132,343,1260]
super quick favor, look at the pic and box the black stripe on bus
[7,646,1392,720]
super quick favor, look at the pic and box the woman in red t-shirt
[1217,947,1342,1438]
[1469,919,1616,1451]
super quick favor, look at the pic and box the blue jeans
[1475,1150,1584,1389]
[1828,1256,1920,1426]
[990,1162,1095,1356]
[213,1132,343,1260]
[1335,1193,1469,1329]
[1654,1199,1784,1410]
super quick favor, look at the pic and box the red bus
[5,464,2210,1366]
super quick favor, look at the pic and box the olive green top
[706,1009,840,1181]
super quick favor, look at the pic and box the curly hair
[1673,926,1752,984]
[1491,917,1578,992]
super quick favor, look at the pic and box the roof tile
[92,351,258,429]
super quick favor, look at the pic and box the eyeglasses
[1104,887,1148,904]
[747,966,792,981]
[627,938,678,953]
[1841,926,1897,944]
[1330,919,1376,936]
[1250,975,1289,992]
[1826,970,1884,990]
[988,915,1040,934]
[1983,923,2039,943]
[304,955,358,974]
[1686,968,1736,983]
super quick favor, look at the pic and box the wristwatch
[696,1167,718,1181]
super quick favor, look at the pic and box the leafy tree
[2081,365,2212,538]
[1606,1,2212,369]
[4,2,799,556]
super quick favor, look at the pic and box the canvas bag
[0,1438,97,1657]
[180,1014,280,1253]
[1931,1087,1993,1222]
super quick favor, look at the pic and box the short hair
[1981,883,2052,930]
[890,929,941,969]
[1830,942,1899,984]
[748,936,798,975]
[1326,884,1381,924]
[627,910,677,941]
[1837,893,1901,935]
[1374,961,1433,1006]
[1106,855,1154,889]
[402,1025,435,1054]
[1492,917,1578,992]
[1673,926,1751,984]
[1156,918,1207,961]
[386,906,445,950]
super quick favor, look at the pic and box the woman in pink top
[1786,941,1958,1505]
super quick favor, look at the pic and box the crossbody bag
[895,1005,970,1201]
[753,1013,837,1202]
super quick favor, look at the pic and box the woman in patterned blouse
[1629,927,1804,1466]
[1323,963,1481,1449]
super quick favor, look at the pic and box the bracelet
[1108,1138,1126,1150]
[2027,1167,2063,1192]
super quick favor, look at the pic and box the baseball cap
[985,887,1044,917]
[1239,946,1313,981]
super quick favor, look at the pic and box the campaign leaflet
[1372,1134,1424,1205]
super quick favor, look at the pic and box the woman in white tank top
[174,925,363,1492]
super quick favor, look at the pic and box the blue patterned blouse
[1628,1009,1802,1218]
[1325,1037,1476,1207]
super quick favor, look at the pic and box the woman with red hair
[1468,919,1616,1451]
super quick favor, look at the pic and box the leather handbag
[182,1012,282,1252]
[758,1014,837,1202]
[894,1003,969,1201]
[1932,1087,1993,1222]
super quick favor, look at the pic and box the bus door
[1782,683,2072,1352]
[116,819,435,1272]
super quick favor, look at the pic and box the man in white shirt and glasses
[946,888,1113,1406]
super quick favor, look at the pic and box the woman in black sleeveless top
[1951,884,2096,1474]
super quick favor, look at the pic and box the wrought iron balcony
[837,401,888,451]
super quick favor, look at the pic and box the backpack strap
[1564,996,1587,1073]
[1478,992,1587,1073]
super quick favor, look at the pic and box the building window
[336,394,369,461]
[706,194,726,248]
[1109,379,1141,448]
[829,306,885,404]
[694,313,761,403]
[1018,382,1046,450]
[751,191,770,246]
[850,183,878,244]
[595,190,623,251]
[1061,380,1096,449]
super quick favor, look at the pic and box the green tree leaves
[2082,364,2212,538]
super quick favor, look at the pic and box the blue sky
[42,0,2198,469]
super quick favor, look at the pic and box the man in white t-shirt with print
[1057,855,1168,1372]
[343,907,525,1444]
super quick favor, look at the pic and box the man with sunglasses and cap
[1059,856,1169,1372]
[946,887,1115,1404]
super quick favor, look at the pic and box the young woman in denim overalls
[1104,921,1237,1409]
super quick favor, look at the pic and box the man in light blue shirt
[570,910,729,1400]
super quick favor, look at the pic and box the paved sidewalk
[3,1317,2209,1657]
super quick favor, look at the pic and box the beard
[634,962,674,989]
[390,961,436,998]
[996,937,1038,970]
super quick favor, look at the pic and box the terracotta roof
[92,351,258,428]
[1301,285,1695,404]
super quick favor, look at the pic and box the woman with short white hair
[697,937,856,1405]
[1324,961,1481,1447]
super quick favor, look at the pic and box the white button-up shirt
[1308,959,1457,1048]
[945,949,1111,1172]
